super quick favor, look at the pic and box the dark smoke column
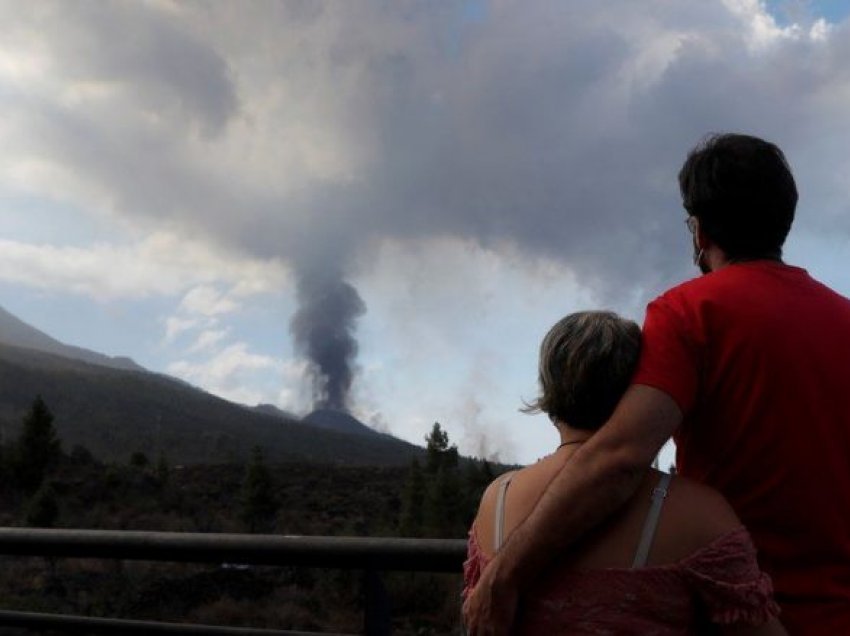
[289,268,366,412]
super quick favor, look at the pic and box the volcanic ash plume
[289,270,366,412]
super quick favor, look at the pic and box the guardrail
[0,528,468,635]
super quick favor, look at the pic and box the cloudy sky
[1,0,849,465]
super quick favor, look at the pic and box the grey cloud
[4,1,850,408]
[9,1,237,136]
[0,3,754,282]
[10,2,849,275]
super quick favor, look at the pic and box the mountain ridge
[303,408,385,437]
[0,305,145,372]
[0,306,423,466]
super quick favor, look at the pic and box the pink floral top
[463,526,779,634]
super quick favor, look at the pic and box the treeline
[2,398,506,539]
[0,398,507,634]
[0,396,283,535]
[399,422,500,538]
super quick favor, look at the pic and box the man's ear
[695,222,711,251]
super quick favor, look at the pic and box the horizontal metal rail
[0,610,352,635]
[0,528,468,635]
[0,527,467,571]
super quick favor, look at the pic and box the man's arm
[462,385,682,635]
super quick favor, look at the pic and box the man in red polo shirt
[463,134,850,635]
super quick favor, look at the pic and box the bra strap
[631,472,672,568]
[493,472,516,551]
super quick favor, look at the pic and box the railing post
[363,569,390,636]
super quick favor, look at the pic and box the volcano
[303,409,381,437]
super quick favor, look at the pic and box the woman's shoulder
[475,452,563,514]
[470,470,512,559]
[473,467,524,529]
[655,471,743,561]
[667,474,740,534]
[472,459,557,556]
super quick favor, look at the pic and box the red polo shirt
[633,261,850,634]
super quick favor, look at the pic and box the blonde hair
[523,311,641,430]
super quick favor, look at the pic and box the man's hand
[462,556,518,636]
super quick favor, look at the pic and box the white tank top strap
[631,472,673,569]
[493,471,517,552]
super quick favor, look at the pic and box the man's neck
[707,252,783,273]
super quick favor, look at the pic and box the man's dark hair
[679,133,798,260]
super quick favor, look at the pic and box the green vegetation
[24,481,59,528]
[10,395,62,492]
[399,458,425,537]
[130,451,150,469]
[0,401,510,634]
[399,422,497,539]
[240,446,278,533]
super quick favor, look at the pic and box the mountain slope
[0,306,144,372]
[303,409,383,437]
[0,342,423,466]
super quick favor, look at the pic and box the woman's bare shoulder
[663,473,743,548]
[473,457,561,551]
[476,473,508,517]
[472,468,522,553]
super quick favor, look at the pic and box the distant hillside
[303,409,383,437]
[254,405,383,438]
[0,343,424,466]
[251,403,300,421]
[0,305,144,372]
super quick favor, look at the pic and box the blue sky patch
[765,0,850,26]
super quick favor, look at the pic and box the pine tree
[425,422,458,474]
[240,446,278,533]
[14,396,62,492]
[420,423,465,537]
[424,464,464,537]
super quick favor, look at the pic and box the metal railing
[0,527,468,636]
